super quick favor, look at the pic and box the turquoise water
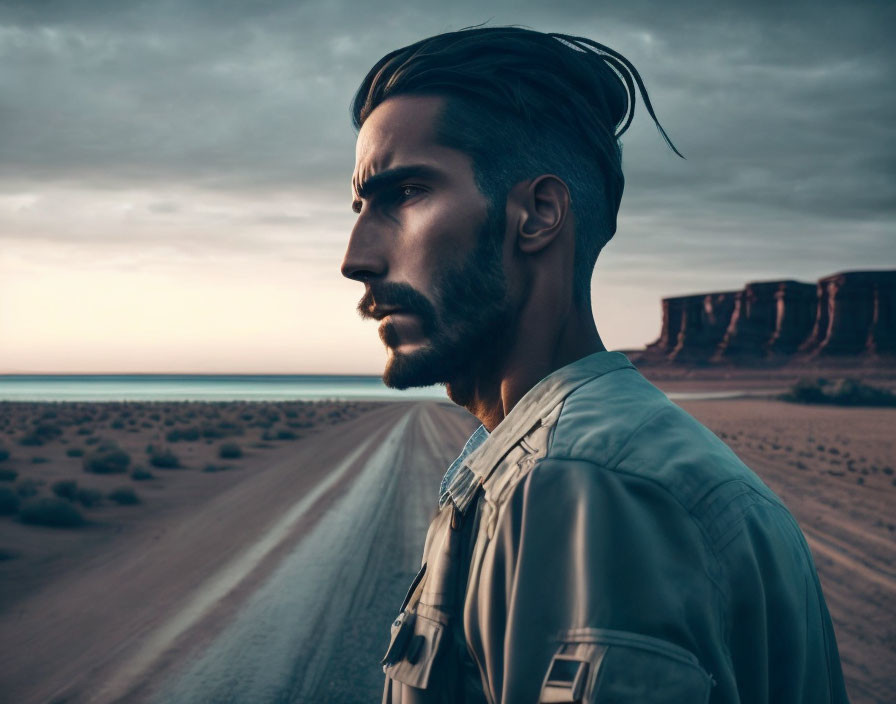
[0,375,447,402]
[0,375,755,403]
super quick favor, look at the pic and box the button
[381,610,416,667]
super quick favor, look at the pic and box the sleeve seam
[526,456,731,655]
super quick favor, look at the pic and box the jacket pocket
[539,628,713,703]
[383,611,445,691]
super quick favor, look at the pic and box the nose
[341,214,388,283]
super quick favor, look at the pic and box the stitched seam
[602,404,678,469]
[528,457,728,612]
[502,469,537,704]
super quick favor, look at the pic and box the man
[342,26,848,703]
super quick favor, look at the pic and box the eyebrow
[352,164,442,203]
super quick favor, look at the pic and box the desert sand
[0,387,893,703]
[677,397,895,704]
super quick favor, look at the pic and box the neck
[446,298,605,432]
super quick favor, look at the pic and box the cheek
[397,203,482,287]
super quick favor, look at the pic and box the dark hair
[351,25,681,306]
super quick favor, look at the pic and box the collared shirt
[438,423,488,509]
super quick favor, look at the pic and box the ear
[514,175,572,254]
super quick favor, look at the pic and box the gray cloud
[0,0,893,272]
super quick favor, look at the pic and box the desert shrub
[203,463,230,473]
[108,487,140,505]
[76,427,93,436]
[200,424,225,440]
[19,497,85,527]
[130,467,154,481]
[66,447,85,458]
[76,487,103,507]
[218,442,242,459]
[780,377,896,407]
[0,487,20,515]
[149,448,180,469]
[276,429,298,440]
[110,420,125,430]
[0,468,18,482]
[83,443,131,474]
[166,426,200,442]
[0,446,9,462]
[35,422,62,440]
[19,422,63,447]
[15,479,41,498]
[213,421,243,438]
[19,432,44,447]
[52,479,79,501]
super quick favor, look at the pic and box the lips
[372,307,413,321]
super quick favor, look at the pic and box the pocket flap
[539,628,713,704]
[383,612,445,690]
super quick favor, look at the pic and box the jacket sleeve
[466,457,721,703]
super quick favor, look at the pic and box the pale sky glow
[1,0,893,373]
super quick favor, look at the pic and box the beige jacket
[382,351,848,703]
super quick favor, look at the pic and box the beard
[357,211,513,392]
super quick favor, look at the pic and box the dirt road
[0,401,476,704]
[2,397,889,703]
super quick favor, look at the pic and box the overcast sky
[1,0,893,373]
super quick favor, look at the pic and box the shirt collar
[438,424,489,508]
[446,350,634,511]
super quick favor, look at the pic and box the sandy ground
[0,399,388,702]
[0,387,893,703]
[676,397,895,704]
[634,358,896,397]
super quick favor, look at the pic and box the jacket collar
[447,350,634,512]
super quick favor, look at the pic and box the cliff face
[672,292,739,362]
[868,275,896,354]
[644,270,896,364]
[645,297,686,355]
[714,281,783,360]
[644,292,738,362]
[768,281,819,355]
[805,271,896,356]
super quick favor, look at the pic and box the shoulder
[547,367,780,512]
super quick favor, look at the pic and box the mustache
[357,281,438,331]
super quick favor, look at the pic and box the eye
[397,184,423,200]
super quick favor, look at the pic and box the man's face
[342,95,513,389]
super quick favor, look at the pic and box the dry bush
[19,498,85,527]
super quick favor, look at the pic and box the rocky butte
[639,270,896,366]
